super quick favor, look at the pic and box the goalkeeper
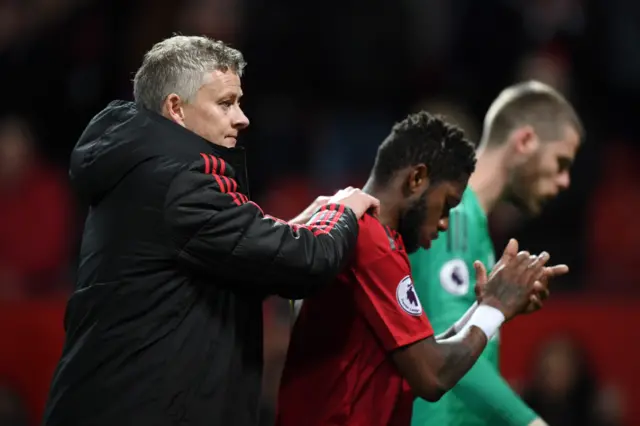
[410,81,583,426]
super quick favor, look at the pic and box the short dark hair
[482,81,584,146]
[371,111,476,185]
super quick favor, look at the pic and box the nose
[556,171,570,191]
[438,218,449,232]
[233,106,250,130]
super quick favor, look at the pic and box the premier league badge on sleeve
[396,276,423,316]
[440,259,470,296]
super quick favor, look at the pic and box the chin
[403,239,421,254]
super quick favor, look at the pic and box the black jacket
[43,101,358,426]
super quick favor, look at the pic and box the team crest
[396,276,423,316]
[440,259,469,296]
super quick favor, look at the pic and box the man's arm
[165,164,373,299]
[392,326,489,401]
[435,302,479,340]
[389,252,549,402]
[353,242,546,403]
[427,281,546,425]
[430,292,549,425]
[288,196,331,225]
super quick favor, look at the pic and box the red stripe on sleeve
[253,203,346,236]
[219,158,226,175]
[228,192,243,206]
[213,175,227,193]
[200,153,211,174]
[209,155,218,174]
[208,155,227,193]
[221,176,233,194]
[325,204,345,234]
[299,203,345,236]
[312,204,336,236]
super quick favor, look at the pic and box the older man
[43,35,377,426]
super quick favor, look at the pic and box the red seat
[0,300,66,426]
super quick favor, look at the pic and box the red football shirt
[277,214,434,426]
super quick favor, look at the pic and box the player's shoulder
[355,214,403,261]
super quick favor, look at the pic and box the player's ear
[406,164,429,195]
[510,125,539,156]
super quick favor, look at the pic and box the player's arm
[434,270,549,425]
[428,275,547,425]
[430,270,545,426]
[392,316,490,401]
[449,356,547,426]
[354,245,547,403]
[165,163,376,299]
[391,252,549,402]
[434,302,479,340]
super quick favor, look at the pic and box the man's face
[166,69,249,147]
[399,178,467,253]
[508,125,580,215]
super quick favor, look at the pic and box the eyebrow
[219,91,242,99]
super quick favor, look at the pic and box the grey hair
[133,35,247,113]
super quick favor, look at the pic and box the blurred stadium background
[0,0,638,425]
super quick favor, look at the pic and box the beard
[504,151,553,216]
[504,167,544,216]
[502,182,532,214]
[398,190,429,254]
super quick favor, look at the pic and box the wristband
[453,301,479,333]
[459,304,505,340]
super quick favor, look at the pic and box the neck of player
[363,178,402,230]
[468,146,509,214]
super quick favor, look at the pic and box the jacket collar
[141,106,250,193]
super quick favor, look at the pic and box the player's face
[508,125,580,215]
[399,179,467,253]
[163,70,250,148]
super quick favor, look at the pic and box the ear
[406,164,429,195]
[161,94,186,127]
[510,125,539,155]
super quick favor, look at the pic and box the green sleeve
[451,354,538,425]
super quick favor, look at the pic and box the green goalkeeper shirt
[409,188,538,426]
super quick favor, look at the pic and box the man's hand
[329,187,380,219]
[289,196,332,225]
[474,239,569,314]
[474,238,519,301]
[289,187,380,224]
[523,263,569,313]
[478,250,549,321]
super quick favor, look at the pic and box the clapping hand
[473,239,569,318]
